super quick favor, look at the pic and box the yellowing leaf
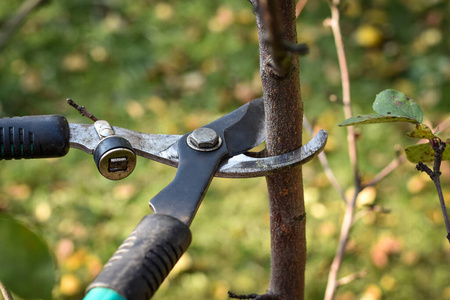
[405,143,433,163]
[405,142,450,163]
[406,124,436,139]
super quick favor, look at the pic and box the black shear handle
[0,115,70,160]
[86,214,192,300]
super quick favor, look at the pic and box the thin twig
[0,0,47,51]
[416,140,450,243]
[353,205,391,225]
[295,0,309,18]
[0,281,14,300]
[432,116,450,134]
[325,0,359,181]
[324,191,359,300]
[303,116,347,202]
[336,270,367,287]
[324,1,361,299]
[365,116,450,190]
[66,98,99,121]
[362,154,406,188]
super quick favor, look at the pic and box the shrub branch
[416,140,450,243]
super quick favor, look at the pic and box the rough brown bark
[251,0,305,299]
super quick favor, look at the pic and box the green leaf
[405,143,450,163]
[339,113,419,126]
[373,89,423,123]
[406,124,436,139]
[0,215,55,300]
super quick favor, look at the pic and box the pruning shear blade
[216,129,328,178]
[69,99,327,179]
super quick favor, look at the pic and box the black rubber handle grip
[87,214,192,300]
[0,115,70,160]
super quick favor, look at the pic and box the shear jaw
[70,123,327,179]
[216,129,328,178]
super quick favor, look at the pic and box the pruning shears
[0,98,327,299]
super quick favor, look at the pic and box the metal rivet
[187,128,222,152]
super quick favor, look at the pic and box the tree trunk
[252,0,305,299]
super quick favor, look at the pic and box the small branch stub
[66,98,99,122]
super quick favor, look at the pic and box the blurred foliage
[0,0,449,299]
[0,215,55,299]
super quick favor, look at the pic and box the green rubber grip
[0,115,70,160]
[84,287,126,300]
[86,214,192,300]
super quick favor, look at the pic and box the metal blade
[204,97,265,157]
[224,97,265,156]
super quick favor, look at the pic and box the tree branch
[0,0,48,52]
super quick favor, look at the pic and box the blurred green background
[0,0,449,299]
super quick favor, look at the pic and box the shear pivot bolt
[187,128,222,151]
